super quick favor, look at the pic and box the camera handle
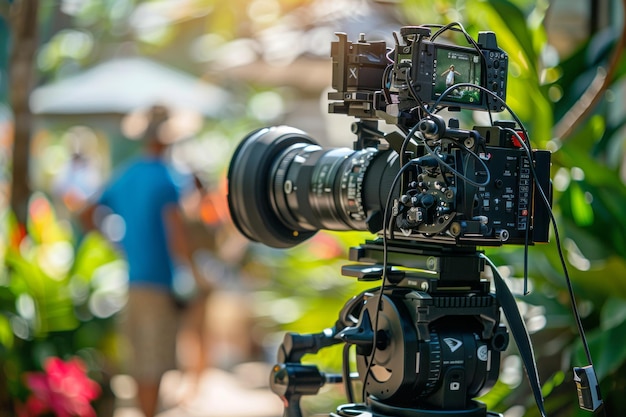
[270,331,342,417]
[351,120,385,150]
[270,292,370,417]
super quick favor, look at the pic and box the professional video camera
[228,22,602,417]
[229,25,551,248]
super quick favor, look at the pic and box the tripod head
[270,239,510,417]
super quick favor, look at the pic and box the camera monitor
[411,39,508,111]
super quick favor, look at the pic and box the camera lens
[227,125,399,248]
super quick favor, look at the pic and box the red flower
[22,357,101,417]
[309,232,344,259]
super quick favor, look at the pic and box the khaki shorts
[118,286,179,383]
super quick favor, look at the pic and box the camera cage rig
[326,24,552,248]
[227,21,604,417]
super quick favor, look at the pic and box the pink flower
[309,232,344,259]
[22,357,101,417]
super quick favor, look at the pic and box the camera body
[325,26,549,247]
[228,26,551,249]
[391,118,551,246]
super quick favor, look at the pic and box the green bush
[0,193,121,415]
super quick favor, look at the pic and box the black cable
[431,22,476,45]
[360,160,417,404]
[407,75,433,117]
[381,63,394,105]
[424,137,491,187]
[437,79,597,369]
[507,128,596,368]
[400,117,424,168]
[342,343,354,403]
[416,72,601,407]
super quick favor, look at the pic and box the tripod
[270,239,513,417]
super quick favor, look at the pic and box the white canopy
[30,57,228,117]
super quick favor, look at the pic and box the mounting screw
[426,256,437,270]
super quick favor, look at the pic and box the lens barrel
[227,126,399,248]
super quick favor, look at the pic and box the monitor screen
[433,46,482,105]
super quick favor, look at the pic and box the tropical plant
[394,0,626,415]
[0,193,122,416]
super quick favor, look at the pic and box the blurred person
[176,175,254,368]
[199,180,267,369]
[79,104,204,417]
[52,150,103,213]
[173,175,221,401]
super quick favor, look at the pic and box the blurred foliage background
[0,0,625,416]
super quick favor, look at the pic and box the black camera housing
[228,25,551,249]
[399,121,552,246]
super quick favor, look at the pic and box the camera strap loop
[483,254,548,417]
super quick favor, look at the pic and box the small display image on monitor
[433,47,482,105]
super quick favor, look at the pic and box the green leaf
[568,182,594,227]
[483,0,539,72]
[72,232,119,282]
[576,320,626,380]
[601,297,626,330]
[0,314,14,350]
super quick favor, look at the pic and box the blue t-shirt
[98,156,183,290]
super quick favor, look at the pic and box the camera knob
[400,26,431,38]
[420,193,435,208]
[418,115,446,140]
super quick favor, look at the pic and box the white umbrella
[30,57,228,117]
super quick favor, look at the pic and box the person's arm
[163,205,210,293]
[78,183,109,233]
[163,205,190,260]
[78,201,99,232]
